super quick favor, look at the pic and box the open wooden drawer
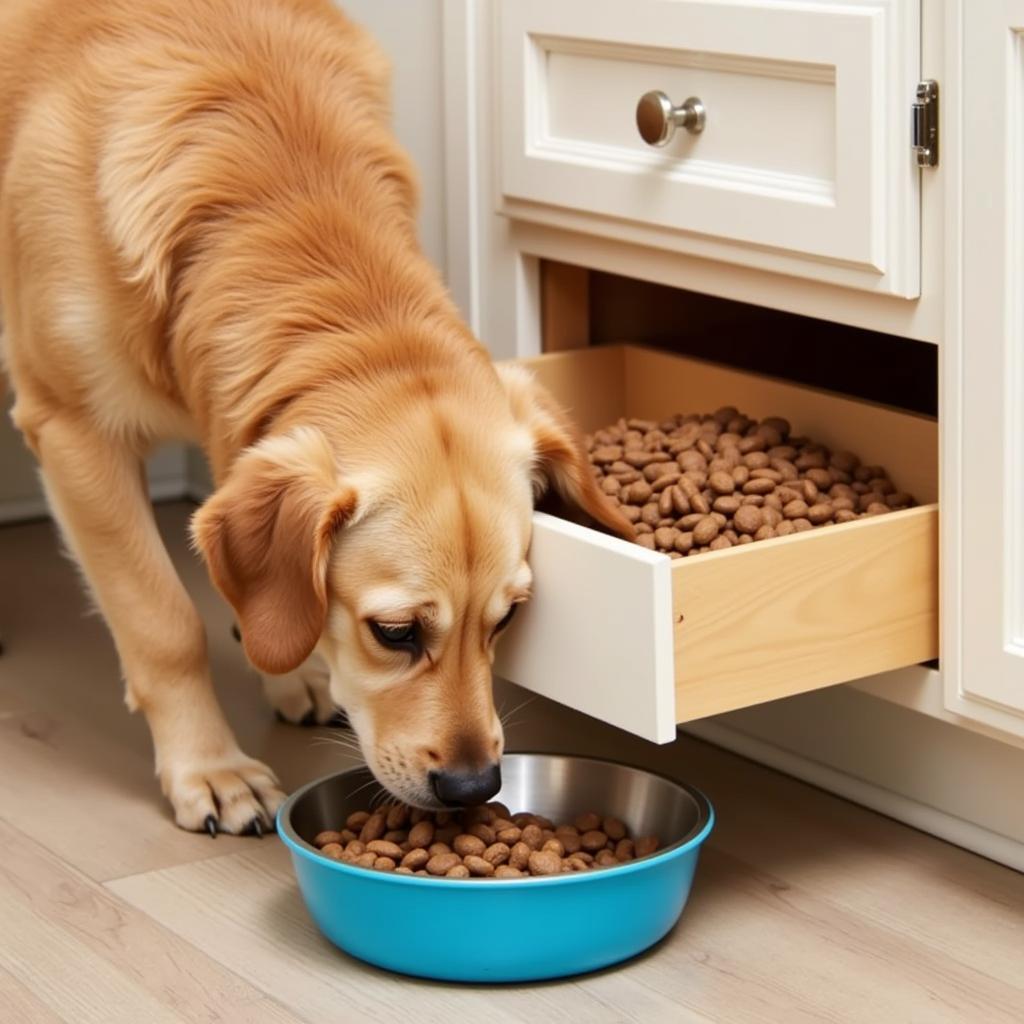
[494,345,938,743]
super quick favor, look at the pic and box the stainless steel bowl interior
[284,753,710,857]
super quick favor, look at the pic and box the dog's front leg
[34,415,285,834]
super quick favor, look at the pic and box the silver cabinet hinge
[912,80,939,168]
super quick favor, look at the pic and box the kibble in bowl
[309,800,660,878]
[278,753,713,982]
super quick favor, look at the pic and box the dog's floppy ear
[498,364,635,540]
[191,429,357,675]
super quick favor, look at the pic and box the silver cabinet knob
[635,90,706,146]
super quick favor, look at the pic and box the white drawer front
[498,0,921,297]
[494,513,677,744]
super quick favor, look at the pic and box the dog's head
[192,365,632,808]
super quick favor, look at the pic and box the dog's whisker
[348,775,375,794]
[334,734,363,747]
[307,733,363,751]
[500,695,538,721]
[499,696,538,729]
[500,724,527,737]
[327,737,364,753]
[308,742,366,763]
[369,785,392,809]
[346,776,383,802]
[310,734,364,754]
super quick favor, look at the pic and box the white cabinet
[447,0,1023,742]
[443,0,1024,869]
[946,1,1024,738]
[497,0,922,297]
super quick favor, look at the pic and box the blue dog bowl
[278,752,714,983]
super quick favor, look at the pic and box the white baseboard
[0,493,51,524]
[852,665,1024,751]
[150,478,192,502]
[0,475,191,525]
[683,717,1024,873]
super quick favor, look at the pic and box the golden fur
[0,0,631,830]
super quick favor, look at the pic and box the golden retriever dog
[0,0,631,833]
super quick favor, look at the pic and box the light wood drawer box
[494,345,938,742]
[497,0,921,297]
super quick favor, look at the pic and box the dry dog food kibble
[312,801,660,879]
[588,410,916,557]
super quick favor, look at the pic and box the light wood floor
[1,502,1021,1023]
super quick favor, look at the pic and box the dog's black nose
[430,763,502,807]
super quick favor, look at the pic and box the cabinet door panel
[951,1,1024,736]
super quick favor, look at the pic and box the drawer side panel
[671,506,939,721]
[514,345,627,432]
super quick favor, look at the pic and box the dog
[0,0,632,833]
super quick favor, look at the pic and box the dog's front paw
[160,749,286,836]
[262,666,338,726]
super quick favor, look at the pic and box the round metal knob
[635,90,706,146]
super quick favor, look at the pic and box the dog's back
[0,0,445,471]
[0,0,386,165]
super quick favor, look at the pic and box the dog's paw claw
[263,668,335,725]
[327,709,351,729]
[248,816,264,838]
[164,752,285,835]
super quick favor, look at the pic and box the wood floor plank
[0,966,68,1024]
[109,843,661,1023]
[109,833,1022,1024]
[701,775,1024,992]
[658,849,1023,1024]
[0,821,302,1024]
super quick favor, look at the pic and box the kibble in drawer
[589,407,915,557]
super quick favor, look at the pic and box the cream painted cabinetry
[443,0,1024,754]
[944,2,1024,739]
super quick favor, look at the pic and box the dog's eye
[369,621,421,655]
[492,604,519,636]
